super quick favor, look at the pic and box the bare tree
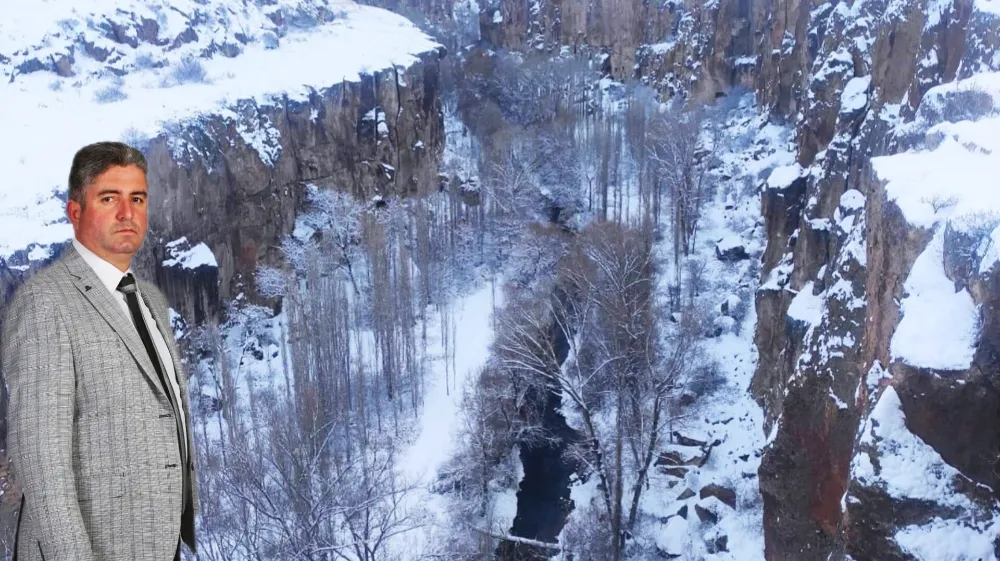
[490,219,704,560]
[647,106,709,284]
[482,144,543,218]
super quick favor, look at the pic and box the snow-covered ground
[889,228,979,371]
[395,280,505,557]
[163,236,219,269]
[875,72,1000,232]
[0,0,440,261]
[637,104,793,561]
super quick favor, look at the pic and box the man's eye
[103,196,115,203]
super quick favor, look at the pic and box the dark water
[497,315,580,561]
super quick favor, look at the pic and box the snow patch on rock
[890,228,979,371]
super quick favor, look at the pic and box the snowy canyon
[1,0,999,560]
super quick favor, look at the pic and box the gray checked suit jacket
[1,243,198,561]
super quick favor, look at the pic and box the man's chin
[108,241,140,255]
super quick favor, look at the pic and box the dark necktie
[117,274,176,411]
[116,274,191,519]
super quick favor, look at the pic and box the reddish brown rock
[129,52,444,322]
[700,484,737,509]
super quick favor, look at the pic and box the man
[1,142,198,561]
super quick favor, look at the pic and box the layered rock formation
[134,54,445,321]
[0,2,445,325]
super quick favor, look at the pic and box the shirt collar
[72,238,135,295]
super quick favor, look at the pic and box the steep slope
[478,0,1000,559]
[0,2,453,552]
[0,0,445,323]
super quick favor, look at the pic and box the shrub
[260,31,279,50]
[922,194,959,213]
[255,265,288,299]
[94,83,127,104]
[171,56,208,85]
[940,85,995,123]
[687,361,727,398]
[133,52,158,70]
[729,288,752,329]
[955,210,1000,240]
[921,83,996,124]
[738,175,758,199]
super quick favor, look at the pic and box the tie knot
[117,273,137,295]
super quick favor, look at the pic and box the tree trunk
[612,393,624,561]
[627,394,662,530]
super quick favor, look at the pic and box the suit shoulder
[7,270,58,307]
[8,259,74,302]
[2,278,61,335]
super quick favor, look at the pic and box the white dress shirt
[72,238,188,464]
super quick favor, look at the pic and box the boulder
[720,293,742,316]
[672,432,707,448]
[695,503,718,524]
[715,234,749,261]
[711,315,736,337]
[700,484,737,509]
[659,466,689,479]
[656,446,709,468]
[707,534,729,553]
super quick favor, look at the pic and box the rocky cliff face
[1,54,444,325]
[0,2,445,326]
[482,0,1000,558]
[133,52,445,322]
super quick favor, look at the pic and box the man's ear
[67,199,81,228]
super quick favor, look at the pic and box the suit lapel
[61,246,169,398]
[140,286,190,403]
[138,280,195,469]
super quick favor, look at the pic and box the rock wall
[131,52,445,322]
[0,51,444,326]
[0,0,446,327]
[477,0,812,105]
[482,0,1000,559]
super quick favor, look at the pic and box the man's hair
[68,142,148,206]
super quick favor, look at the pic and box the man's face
[67,165,149,270]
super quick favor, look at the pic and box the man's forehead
[89,167,147,189]
[93,164,146,179]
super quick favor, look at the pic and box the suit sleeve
[1,287,97,561]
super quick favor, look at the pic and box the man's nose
[117,200,134,220]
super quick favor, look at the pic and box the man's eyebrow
[95,189,147,197]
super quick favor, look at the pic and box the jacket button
[166,463,178,468]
